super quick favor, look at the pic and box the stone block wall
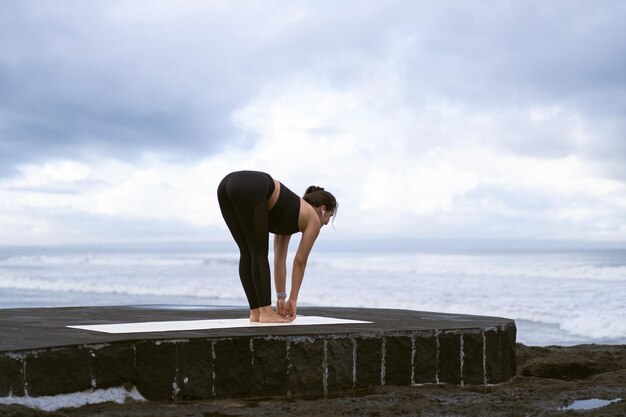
[0,321,516,401]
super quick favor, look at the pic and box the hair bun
[305,185,324,194]
[302,185,337,214]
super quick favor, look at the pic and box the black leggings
[217,171,275,309]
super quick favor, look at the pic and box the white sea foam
[0,274,244,300]
[302,251,626,344]
[0,386,145,412]
[0,253,238,267]
[324,253,626,282]
[0,251,242,300]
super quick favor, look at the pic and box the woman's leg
[217,174,258,311]
[217,172,289,322]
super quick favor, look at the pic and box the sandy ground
[1,344,625,417]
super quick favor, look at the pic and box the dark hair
[303,186,337,215]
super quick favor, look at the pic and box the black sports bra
[269,183,301,235]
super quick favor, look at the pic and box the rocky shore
[1,343,625,417]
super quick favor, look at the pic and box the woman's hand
[284,299,297,321]
[276,297,286,316]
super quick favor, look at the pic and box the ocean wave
[0,253,238,267]
[321,254,626,281]
[307,297,626,342]
[0,275,244,301]
[559,312,626,340]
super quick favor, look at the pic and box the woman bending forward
[217,170,337,323]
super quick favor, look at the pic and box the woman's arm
[273,234,291,296]
[288,224,320,303]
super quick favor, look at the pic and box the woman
[217,170,337,323]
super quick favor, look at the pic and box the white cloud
[229,70,626,240]
[2,62,625,244]
[0,157,222,243]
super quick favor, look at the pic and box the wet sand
[1,343,625,417]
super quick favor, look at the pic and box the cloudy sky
[1,1,625,246]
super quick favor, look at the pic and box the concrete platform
[0,306,516,401]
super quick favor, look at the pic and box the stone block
[384,335,412,386]
[413,334,437,384]
[250,338,287,397]
[461,332,484,385]
[484,327,517,384]
[135,341,177,401]
[0,354,24,396]
[485,329,502,383]
[355,337,382,388]
[176,339,214,400]
[439,332,461,384]
[501,323,517,379]
[326,338,354,391]
[288,338,324,397]
[214,338,252,398]
[90,343,135,389]
[25,347,92,396]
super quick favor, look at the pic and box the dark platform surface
[0,305,512,352]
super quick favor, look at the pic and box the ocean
[1,242,625,347]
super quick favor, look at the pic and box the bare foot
[258,306,291,323]
[249,308,260,322]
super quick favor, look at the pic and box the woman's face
[321,209,335,227]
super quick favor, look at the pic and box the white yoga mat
[67,316,372,334]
